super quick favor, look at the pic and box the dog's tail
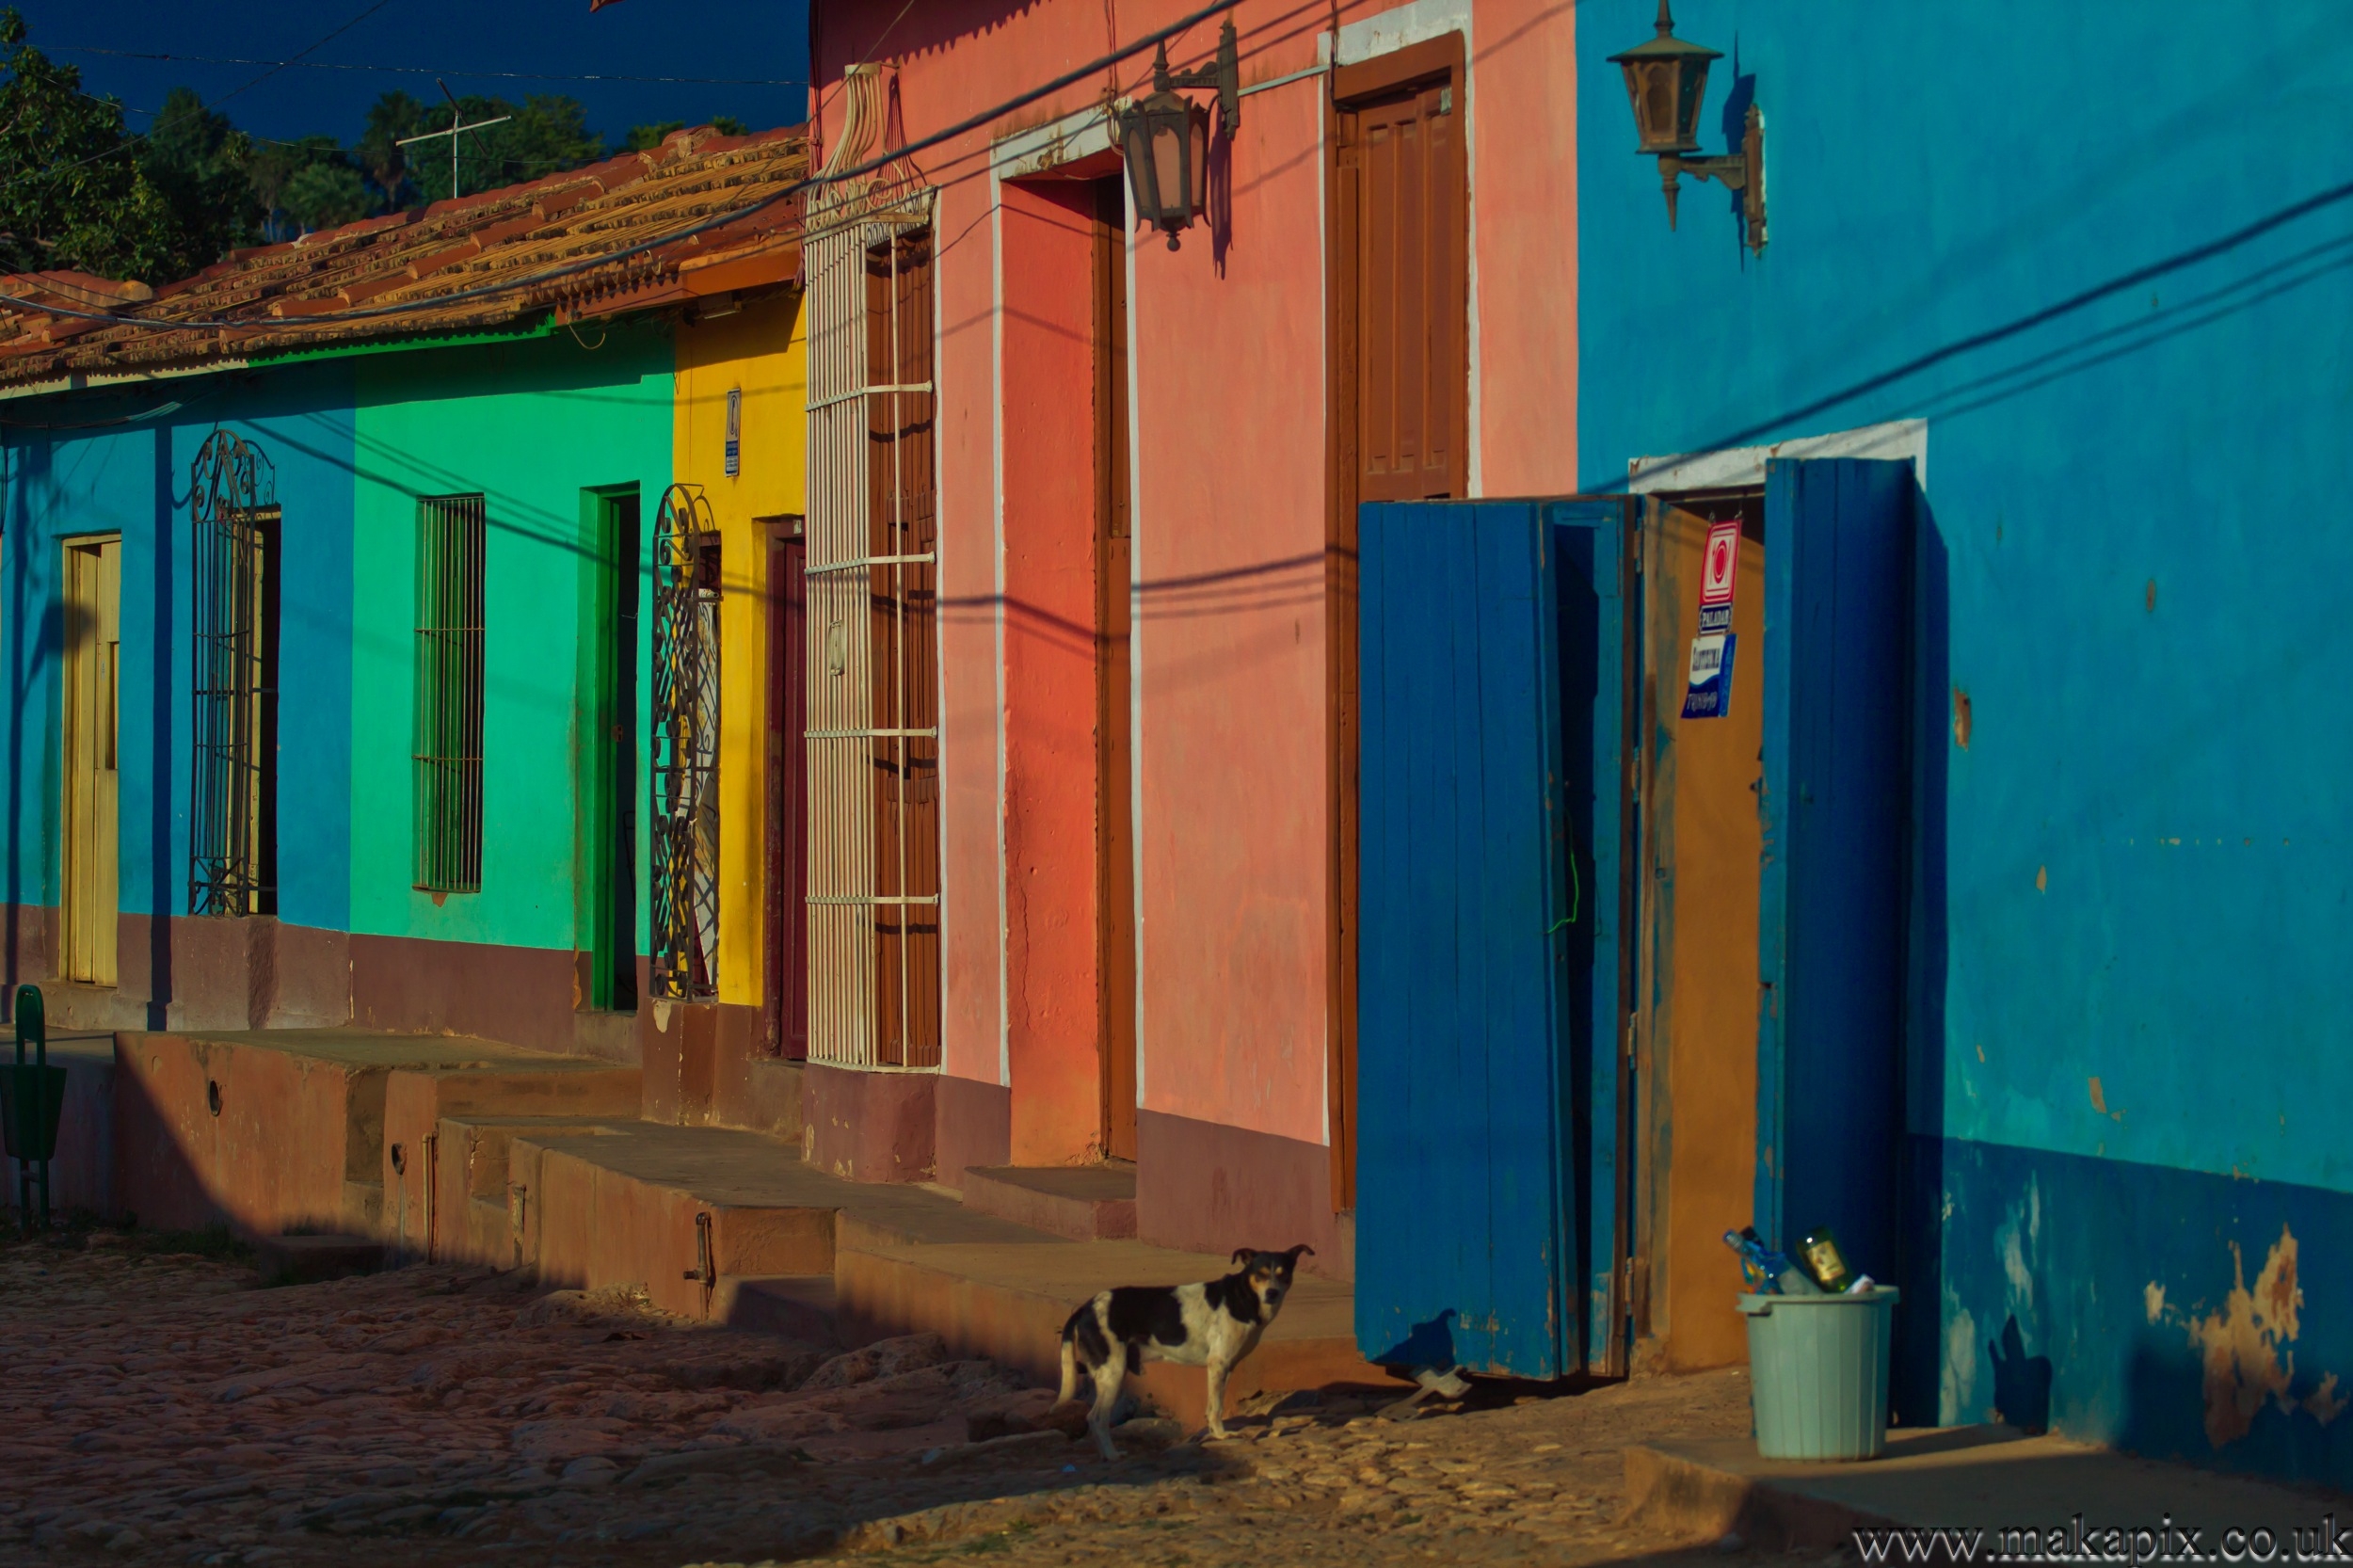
[1053,1302,1087,1407]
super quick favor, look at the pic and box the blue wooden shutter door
[1355,498,1625,1381]
[1756,457,1915,1280]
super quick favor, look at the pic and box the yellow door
[62,536,120,986]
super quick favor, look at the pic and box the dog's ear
[1231,1247,1255,1266]
[1286,1244,1316,1262]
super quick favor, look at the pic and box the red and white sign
[1699,520,1741,606]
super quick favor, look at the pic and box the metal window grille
[189,431,278,917]
[650,484,722,1000]
[414,494,486,893]
[805,174,941,1070]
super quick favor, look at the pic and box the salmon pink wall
[814,0,1582,1176]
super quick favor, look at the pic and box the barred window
[414,494,486,893]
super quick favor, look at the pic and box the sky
[13,0,811,151]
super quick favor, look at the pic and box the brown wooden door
[766,526,808,1059]
[1329,40,1469,1208]
[62,536,120,986]
[1095,178,1138,1160]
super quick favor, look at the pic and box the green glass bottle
[1798,1227,1854,1292]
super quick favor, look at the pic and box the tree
[622,120,684,153]
[355,90,430,210]
[403,92,604,204]
[281,161,374,234]
[139,86,260,264]
[0,8,196,280]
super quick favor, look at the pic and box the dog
[1054,1244,1313,1458]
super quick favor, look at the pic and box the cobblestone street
[1,1230,1767,1567]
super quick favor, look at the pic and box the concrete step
[510,1117,1385,1426]
[962,1163,1138,1240]
[436,1113,633,1269]
[714,1274,840,1343]
[1623,1431,2347,1552]
[381,1059,639,1261]
[115,1028,586,1239]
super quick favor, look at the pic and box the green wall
[349,327,670,952]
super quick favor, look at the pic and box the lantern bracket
[1152,17,1241,137]
[1659,103,1765,254]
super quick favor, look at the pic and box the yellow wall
[673,289,807,1009]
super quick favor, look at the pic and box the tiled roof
[0,122,808,388]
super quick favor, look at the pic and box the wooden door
[62,536,120,985]
[1330,37,1469,1208]
[1354,498,1629,1380]
[1095,178,1138,1160]
[766,525,808,1059]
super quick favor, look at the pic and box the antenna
[395,79,511,200]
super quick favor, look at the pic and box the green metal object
[7,984,62,1230]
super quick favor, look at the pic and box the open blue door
[1355,498,1629,1381]
[1756,457,1916,1280]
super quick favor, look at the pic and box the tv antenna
[395,79,511,200]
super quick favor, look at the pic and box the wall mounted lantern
[1608,1,1765,253]
[1117,19,1241,250]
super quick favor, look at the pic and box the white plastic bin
[1737,1286,1900,1461]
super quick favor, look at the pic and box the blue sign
[1682,631,1737,719]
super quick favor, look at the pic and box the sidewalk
[1626,1428,2353,1557]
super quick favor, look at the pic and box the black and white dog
[1054,1244,1313,1458]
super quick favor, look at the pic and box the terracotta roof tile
[0,122,808,386]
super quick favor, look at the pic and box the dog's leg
[1088,1342,1129,1461]
[1204,1351,1234,1441]
[1054,1332,1080,1409]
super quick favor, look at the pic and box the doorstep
[1624,1430,2352,1553]
[497,1116,1388,1426]
[961,1163,1138,1240]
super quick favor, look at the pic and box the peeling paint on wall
[2153,1225,2345,1448]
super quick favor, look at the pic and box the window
[649,487,721,999]
[414,493,486,893]
[805,184,940,1069]
[189,431,280,917]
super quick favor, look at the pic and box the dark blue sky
[15,0,810,150]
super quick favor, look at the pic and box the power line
[11,0,405,188]
[50,45,801,89]
[0,0,1243,336]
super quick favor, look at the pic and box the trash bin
[1737,1287,1900,1461]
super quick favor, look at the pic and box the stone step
[381,1061,639,1260]
[714,1274,841,1343]
[505,1117,1385,1427]
[961,1164,1138,1240]
[115,1028,582,1239]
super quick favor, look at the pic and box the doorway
[61,536,121,985]
[1636,489,1767,1369]
[765,520,808,1059]
[589,488,639,1012]
[1329,32,1470,1207]
[1093,175,1138,1161]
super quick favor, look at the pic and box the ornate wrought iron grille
[650,483,721,1000]
[188,430,278,917]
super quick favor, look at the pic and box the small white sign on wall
[725,387,742,478]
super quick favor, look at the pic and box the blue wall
[1578,2,2353,1483]
[2,367,359,934]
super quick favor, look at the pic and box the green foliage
[355,89,431,208]
[139,85,261,264]
[282,161,376,234]
[622,120,685,153]
[0,8,224,281]
[404,92,606,204]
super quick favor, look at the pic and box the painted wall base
[1900,1134,2353,1490]
[1137,1109,1353,1282]
[801,1062,936,1184]
[0,904,638,1058]
[638,998,801,1141]
[934,1072,1012,1192]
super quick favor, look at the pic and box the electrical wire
[0,0,1242,335]
[50,45,801,89]
[8,0,405,188]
